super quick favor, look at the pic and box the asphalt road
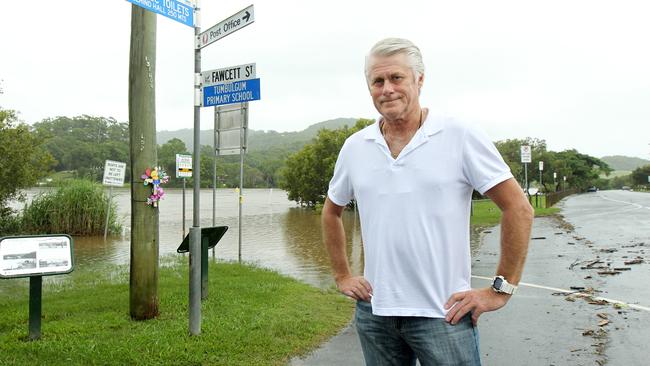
[291,190,650,365]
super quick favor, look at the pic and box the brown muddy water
[3,188,481,291]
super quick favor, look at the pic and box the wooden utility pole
[128,5,159,320]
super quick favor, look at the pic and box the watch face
[493,277,503,290]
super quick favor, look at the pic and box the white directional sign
[176,154,193,178]
[103,160,127,187]
[520,145,532,163]
[198,4,254,49]
[202,63,256,87]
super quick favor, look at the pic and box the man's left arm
[445,178,533,325]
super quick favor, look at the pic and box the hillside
[157,117,360,151]
[600,155,650,171]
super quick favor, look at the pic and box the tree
[33,115,129,181]
[631,165,650,187]
[0,109,54,220]
[158,138,189,187]
[280,119,373,207]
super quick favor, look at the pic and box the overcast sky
[1,0,649,159]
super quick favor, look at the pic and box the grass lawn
[0,259,354,366]
[470,196,559,227]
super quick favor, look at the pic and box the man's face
[367,53,423,122]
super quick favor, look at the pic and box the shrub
[21,179,121,235]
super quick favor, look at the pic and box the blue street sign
[203,78,261,107]
[127,0,194,27]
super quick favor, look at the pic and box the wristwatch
[491,275,517,295]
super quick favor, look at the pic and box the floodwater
[5,187,483,290]
[6,188,364,289]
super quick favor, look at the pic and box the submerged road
[292,190,650,366]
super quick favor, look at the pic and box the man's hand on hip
[336,276,373,302]
[444,287,510,325]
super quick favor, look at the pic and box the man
[322,38,533,365]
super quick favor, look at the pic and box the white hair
[364,38,425,84]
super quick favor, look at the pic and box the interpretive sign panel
[103,160,127,187]
[0,235,74,278]
[126,0,194,27]
[203,78,260,107]
[520,145,532,163]
[176,154,193,178]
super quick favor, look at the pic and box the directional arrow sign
[198,4,254,49]
[202,78,261,107]
[202,63,256,87]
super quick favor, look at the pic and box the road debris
[623,258,643,265]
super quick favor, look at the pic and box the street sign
[198,4,254,49]
[102,160,126,187]
[539,161,544,171]
[127,0,194,27]
[202,63,256,87]
[0,235,74,278]
[176,154,193,178]
[520,145,532,163]
[203,78,260,107]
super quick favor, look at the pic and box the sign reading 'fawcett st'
[203,79,260,107]
[198,4,254,49]
[202,63,256,87]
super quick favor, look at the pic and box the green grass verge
[0,259,354,366]
[470,196,560,227]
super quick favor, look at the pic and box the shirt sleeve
[461,124,513,195]
[327,140,354,206]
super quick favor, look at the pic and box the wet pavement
[290,190,650,365]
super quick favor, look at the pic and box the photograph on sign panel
[38,239,72,270]
[2,251,37,273]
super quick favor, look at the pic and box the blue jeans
[355,301,481,366]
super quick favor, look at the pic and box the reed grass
[20,179,121,235]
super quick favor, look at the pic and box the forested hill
[601,155,650,171]
[157,117,360,151]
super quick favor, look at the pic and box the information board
[0,235,74,278]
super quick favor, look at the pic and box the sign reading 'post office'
[0,235,74,278]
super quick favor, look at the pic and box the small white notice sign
[176,154,193,178]
[520,145,532,163]
[103,160,126,187]
[0,235,74,278]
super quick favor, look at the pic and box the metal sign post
[176,154,192,240]
[520,146,532,195]
[215,103,248,263]
[539,161,544,192]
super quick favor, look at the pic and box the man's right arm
[322,197,373,301]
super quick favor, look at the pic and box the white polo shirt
[327,114,512,318]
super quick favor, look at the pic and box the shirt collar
[362,111,444,141]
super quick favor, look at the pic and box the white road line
[472,275,650,312]
[599,194,647,210]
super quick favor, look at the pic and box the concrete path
[291,195,649,365]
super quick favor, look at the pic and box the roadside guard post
[177,226,228,300]
[0,235,74,340]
